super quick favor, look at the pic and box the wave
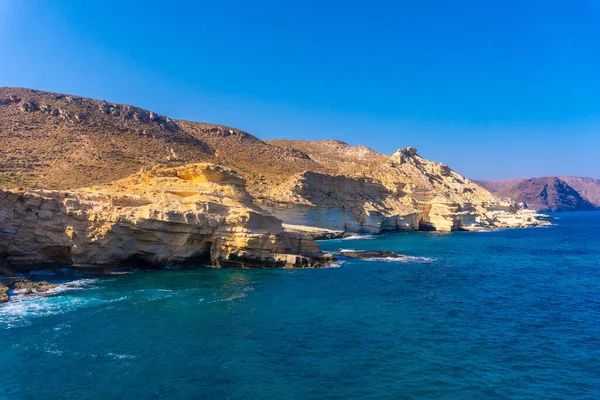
[0,279,119,329]
[362,256,434,263]
[338,234,378,240]
[7,278,100,301]
[318,234,378,242]
[1,295,129,329]
[323,260,345,268]
[106,352,137,360]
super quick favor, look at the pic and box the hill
[0,88,214,189]
[1,87,549,235]
[0,87,325,191]
[478,177,599,212]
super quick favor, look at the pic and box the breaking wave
[362,256,435,263]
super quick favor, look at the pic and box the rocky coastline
[0,88,553,303]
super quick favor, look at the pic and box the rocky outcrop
[336,250,405,259]
[0,164,330,272]
[0,273,59,303]
[259,147,550,233]
[0,281,8,303]
[0,87,554,278]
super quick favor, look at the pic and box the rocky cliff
[259,146,549,233]
[0,87,551,277]
[0,164,330,272]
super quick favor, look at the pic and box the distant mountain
[559,176,600,206]
[477,177,600,212]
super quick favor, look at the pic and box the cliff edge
[0,88,551,276]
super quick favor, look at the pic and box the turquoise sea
[1,212,599,399]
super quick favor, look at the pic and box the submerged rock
[0,275,58,302]
[0,282,8,303]
[11,279,59,295]
[336,250,406,259]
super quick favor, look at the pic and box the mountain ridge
[477,176,600,212]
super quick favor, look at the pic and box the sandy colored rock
[260,147,550,233]
[0,87,552,273]
[0,163,329,271]
[0,281,8,303]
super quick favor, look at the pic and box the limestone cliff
[259,147,550,233]
[0,164,330,272]
[0,87,552,274]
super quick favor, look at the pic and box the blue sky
[1,0,598,179]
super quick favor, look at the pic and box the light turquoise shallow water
[1,212,599,399]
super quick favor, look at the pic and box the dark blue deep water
[1,212,600,399]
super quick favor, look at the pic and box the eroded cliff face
[0,88,552,275]
[258,148,550,233]
[0,164,329,272]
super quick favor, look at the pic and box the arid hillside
[478,177,599,212]
[1,87,552,252]
[266,139,388,175]
[0,88,328,191]
[560,176,600,206]
[0,88,214,189]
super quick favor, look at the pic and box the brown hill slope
[0,87,327,191]
[0,87,215,189]
[266,139,388,175]
[559,176,600,206]
[478,177,599,212]
[178,121,329,195]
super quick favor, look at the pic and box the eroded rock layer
[0,88,552,275]
[0,164,329,271]
[258,147,550,233]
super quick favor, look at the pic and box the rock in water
[0,282,8,303]
[0,275,58,302]
[336,250,405,259]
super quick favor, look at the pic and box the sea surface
[1,212,599,399]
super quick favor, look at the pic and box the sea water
[1,212,599,399]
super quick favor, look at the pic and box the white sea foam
[46,279,101,295]
[362,256,434,263]
[0,279,123,329]
[323,260,345,268]
[106,352,137,360]
[318,234,378,242]
[338,234,378,240]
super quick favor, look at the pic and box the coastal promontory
[0,87,550,276]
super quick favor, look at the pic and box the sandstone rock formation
[0,281,8,303]
[0,87,552,279]
[0,164,330,272]
[258,146,550,233]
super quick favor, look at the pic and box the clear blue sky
[1,0,598,179]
